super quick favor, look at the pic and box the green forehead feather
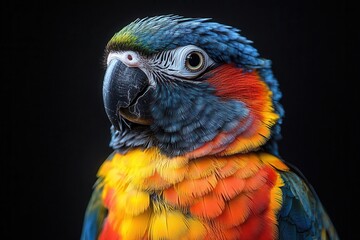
[106,15,183,54]
[107,26,151,54]
[110,32,137,48]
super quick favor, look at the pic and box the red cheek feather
[205,64,270,113]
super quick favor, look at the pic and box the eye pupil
[188,53,201,67]
[185,51,204,71]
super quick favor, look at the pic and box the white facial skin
[107,45,215,86]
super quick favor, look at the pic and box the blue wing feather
[80,179,107,240]
[279,169,339,240]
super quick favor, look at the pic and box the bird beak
[103,59,153,130]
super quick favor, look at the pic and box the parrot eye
[150,45,214,80]
[185,51,205,72]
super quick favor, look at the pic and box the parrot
[81,15,339,240]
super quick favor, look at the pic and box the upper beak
[103,59,153,129]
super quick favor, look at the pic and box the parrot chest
[97,148,288,240]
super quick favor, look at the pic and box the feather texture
[149,210,188,240]
[189,193,225,219]
[120,209,151,239]
[213,176,246,200]
[215,194,252,227]
[176,174,218,198]
[91,150,288,239]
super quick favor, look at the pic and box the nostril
[127,54,133,61]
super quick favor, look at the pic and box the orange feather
[142,171,171,190]
[214,194,251,227]
[213,176,246,200]
[235,154,262,178]
[186,157,219,179]
[189,193,225,219]
[176,174,217,198]
[162,186,195,207]
[216,157,242,178]
[243,167,268,192]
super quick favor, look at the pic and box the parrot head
[103,15,284,158]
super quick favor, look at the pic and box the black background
[2,0,355,239]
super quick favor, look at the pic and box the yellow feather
[120,208,151,239]
[269,173,284,212]
[124,167,156,188]
[97,160,112,177]
[118,148,153,168]
[259,153,289,171]
[156,154,189,169]
[112,190,128,213]
[150,210,188,240]
[125,190,150,216]
[114,151,155,180]
[157,165,188,184]
[182,219,207,240]
[104,168,125,191]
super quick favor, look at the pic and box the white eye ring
[185,51,205,72]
